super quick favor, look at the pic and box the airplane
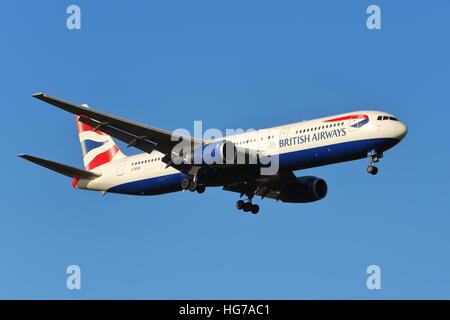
[19,93,407,214]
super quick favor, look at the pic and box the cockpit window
[378,115,399,121]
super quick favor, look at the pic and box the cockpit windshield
[377,115,398,121]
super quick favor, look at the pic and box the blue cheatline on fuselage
[107,138,399,195]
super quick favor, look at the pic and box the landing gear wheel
[196,183,205,194]
[243,202,252,212]
[181,178,190,190]
[250,204,259,214]
[367,165,378,175]
[188,180,198,192]
[236,200,244,210]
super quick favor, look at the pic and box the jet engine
[279,176,328,203]
[185,140,237,165]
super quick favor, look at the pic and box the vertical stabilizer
[75,104,125,170]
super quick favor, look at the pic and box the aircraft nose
[395,122,408,140]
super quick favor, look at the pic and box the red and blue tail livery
[76,114,125,170]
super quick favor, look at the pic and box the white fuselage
[75,110,407,195]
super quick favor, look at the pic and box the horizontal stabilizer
[18,154,101,179]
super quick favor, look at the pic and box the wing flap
[18,154,101,179]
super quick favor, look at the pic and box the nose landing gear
[367,150,383,175]
[367,165,378,175]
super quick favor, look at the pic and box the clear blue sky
[1,0,449,299]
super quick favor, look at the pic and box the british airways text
[279,128,347,148]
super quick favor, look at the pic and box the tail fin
[76,104,125,170]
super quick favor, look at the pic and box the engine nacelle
[280,176,328,203]
[186,140,237,165]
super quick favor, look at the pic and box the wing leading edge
[32,93,202,155]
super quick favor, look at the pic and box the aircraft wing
[223,171,297,201]
[32,93,202,154]
[223,183,281,201]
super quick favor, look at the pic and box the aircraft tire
[188,180,198,192]
[181,178,190,190]
[196,184,205,194]
[367,165,378,175]
[250,204,259,214]
[243,202,252,212]
[236,200,244,210]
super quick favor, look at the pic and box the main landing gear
[236,200,259,214]
[235,186,260,214]
[367,150,383,176]
[181,178,205,194]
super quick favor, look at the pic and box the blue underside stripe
[107,138,398,195]
[108,172,189,195]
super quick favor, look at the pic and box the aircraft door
[278,128,289,151]
[117,159,126,176]
[280,128,289,143]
